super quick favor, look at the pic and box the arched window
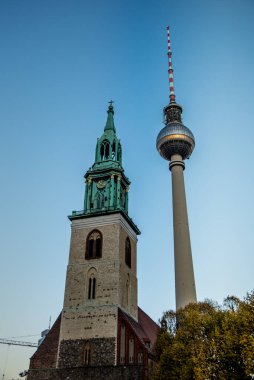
[100,144,104,160]
[87,268,97,300]
[83,343,91,365]
[88,277,96,299]
[112,141,116,160]
[100,140,110,161]
[86,230,102,260]
[129,336,134,364]
[125,237,131,268]
[120,322,126,364]
[138,351,143,364]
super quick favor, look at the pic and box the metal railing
[72,206,128,216]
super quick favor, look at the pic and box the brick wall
[29,314,61,369]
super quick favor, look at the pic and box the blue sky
[1,0,254,378]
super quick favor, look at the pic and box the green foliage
[153,291,254,380]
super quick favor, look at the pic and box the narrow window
[138,352,143,364]
[92,278,96,299]
[87,268,97,301]
[88,239,94,258]
[120,323,126,364]
[125,237,131,268]
[95,238,101,258]
[129,337,134,364]
[100,144,104,161]
[86,230,102,260]
[88,277,96,299]
[100,140,110,161]
[112,141,116,160]
[105,143,109,159]
[84,344,91,365]
[117,144,122,162]
[88,278,92,299]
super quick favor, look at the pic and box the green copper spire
[69,102,140,235]
[104,101,116,132]
[82,103,130,216]
[94,103,122,168]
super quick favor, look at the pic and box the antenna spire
[167,26,176,103]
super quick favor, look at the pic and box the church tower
[57,102,140,366]
[28,104,158,380]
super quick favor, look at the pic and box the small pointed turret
[104,101,116,132]
[93,102,122,167]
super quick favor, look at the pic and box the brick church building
[27,104,159,380]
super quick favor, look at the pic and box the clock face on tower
[96,180,106,189]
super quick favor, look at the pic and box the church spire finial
[167,26,176,103]
[104,100,116,132]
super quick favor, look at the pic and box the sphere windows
[86,230,102,260]
[125,237,131,268]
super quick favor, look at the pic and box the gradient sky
[1,0,254,378]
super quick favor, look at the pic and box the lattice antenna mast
[167,26,176,103]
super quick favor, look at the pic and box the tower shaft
[170,155,196,310]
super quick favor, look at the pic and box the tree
[153,292,254,380]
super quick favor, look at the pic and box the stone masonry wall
[59,215,138,344]
[58,337,116,367]
[27,365,144,380]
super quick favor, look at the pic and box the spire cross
[167,26,176,103]
[108,100,114,107]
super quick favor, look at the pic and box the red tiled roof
[138,307,159,348]
[120,307,159,352]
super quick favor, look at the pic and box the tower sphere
[156,121,195,161]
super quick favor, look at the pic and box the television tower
[156,26,197,310]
